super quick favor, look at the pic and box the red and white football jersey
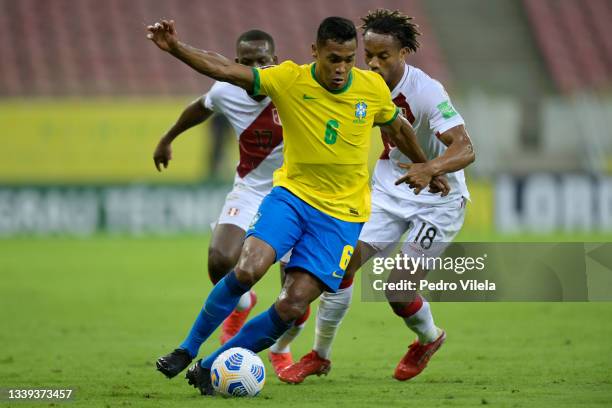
[374,64,469,204]
[203,81,283,192]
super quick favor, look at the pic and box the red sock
[392,294,424,318]
[339,276,353,289]
[294,304,310,326]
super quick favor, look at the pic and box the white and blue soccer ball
[210,347,266,397]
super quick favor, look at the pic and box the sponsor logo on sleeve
[437,100,457,119]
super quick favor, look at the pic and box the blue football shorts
[245,187,363,292]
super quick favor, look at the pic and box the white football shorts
[215,182,267,232]
[359,185,466,258]
[214,182,291,264]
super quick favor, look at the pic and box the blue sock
[179,271,251,358]
[200,305,293,369]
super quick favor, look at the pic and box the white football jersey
[203,81,283,192]
[373,64,469,203]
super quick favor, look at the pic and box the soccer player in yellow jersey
[147,16,449,395]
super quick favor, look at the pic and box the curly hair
[361,9,421,53]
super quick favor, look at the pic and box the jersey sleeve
[420,81,464,135]
[374,77,400,126]
[251,61,300,98]
[202,82,223,112]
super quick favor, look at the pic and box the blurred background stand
[0,0,611,237]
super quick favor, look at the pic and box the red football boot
[268,351,293,376]
[220,291,257,345]
[393,330,446,381]
[278,350,331,384]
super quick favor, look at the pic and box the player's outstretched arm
[398,125,475,179]
[382,115,449,195]
[153,99,214,172]
[146,20,254,92]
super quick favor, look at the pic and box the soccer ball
[210,347,266,397]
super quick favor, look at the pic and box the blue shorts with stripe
[245,187,363,292]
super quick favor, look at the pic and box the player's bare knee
[234,252,272,284]
[234,250,273,286]
[275,296,308,322]
[233,266,260,287]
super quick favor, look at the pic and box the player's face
[364,31,408,88]
[312,39,357,90]
[236,40,277,67]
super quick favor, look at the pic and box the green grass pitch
[1,235,611,407]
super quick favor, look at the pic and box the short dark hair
[361,9,421,53]
[316,16,357,46]
[236,29,275,53]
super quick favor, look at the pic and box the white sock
[235,291,252,311]
[269,323,305,354]
[403,297,439,343]
[313,285,353,360]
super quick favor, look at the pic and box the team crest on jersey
[227,207,240,217]
[353,101,367,124]
[272,108,282,126]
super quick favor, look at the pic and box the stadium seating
[0,0,449,96]
[523,0,612,93]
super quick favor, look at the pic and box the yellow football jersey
[252,61,398,222]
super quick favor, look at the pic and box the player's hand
[394,162,435,195]
[428,175,450,197]
[153,139,172,172]
[146,19,179,52]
